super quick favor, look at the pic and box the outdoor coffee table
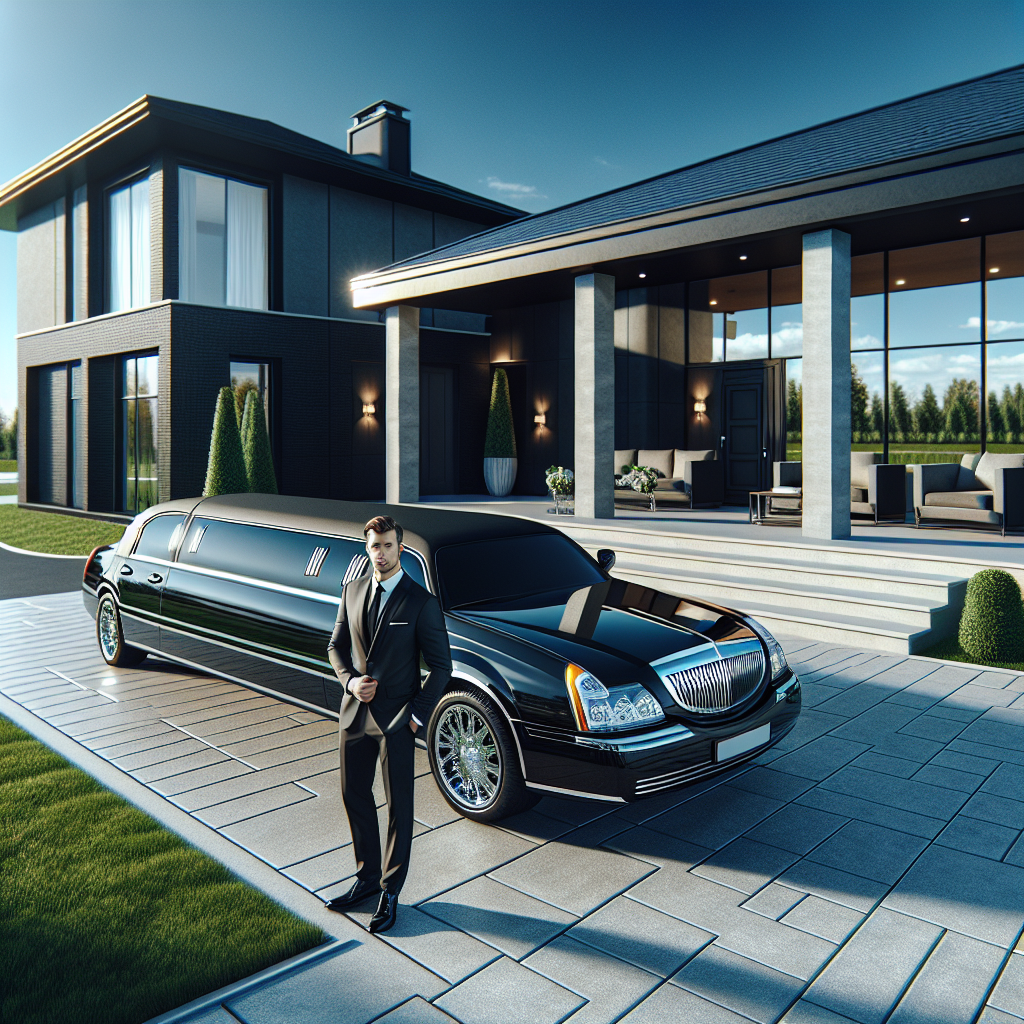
[749,489,802,525]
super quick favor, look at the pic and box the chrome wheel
[434,703,502,809]
[98,597,120,662]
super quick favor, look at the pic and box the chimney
[347,101,410,175]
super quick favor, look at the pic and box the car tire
[96,593,147,668]
[428,689,538,823]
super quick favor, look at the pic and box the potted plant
[621,464,659,511]
[545,465,574,515]
[483,367,517,496]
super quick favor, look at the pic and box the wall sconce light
[693,400,706,415]
[362,402,376,415]
[534,412,546,425]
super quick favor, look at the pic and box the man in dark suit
[324,514,452,933]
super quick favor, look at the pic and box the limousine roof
[129,493,557,559]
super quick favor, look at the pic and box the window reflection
[888,345,980,460]
[785,358,802,460]
[123,354,159,514]
[986,340,1024,447]
[986,231,1024,341]
[852,353,884,450]
[889,239,981,348]
[712,271,767,361]
[771,266,801,357]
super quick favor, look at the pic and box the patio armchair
[769,454,908,523]
[911,452,1024,535]
[614,448,723,508]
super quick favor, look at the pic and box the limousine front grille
[663,649,765,714]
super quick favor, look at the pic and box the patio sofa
[615,448,723,508]
[769,453,909,524]
[911,452,1024,535]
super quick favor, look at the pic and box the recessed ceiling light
[739,255,748,261]
[895,279,906,286]
[709,300,718,306]
[990,267,1000,274]
[638,272,646,279]
[960,217,970,223]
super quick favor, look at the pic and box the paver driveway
[4,590,1024,1024]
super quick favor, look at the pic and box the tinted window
[178,518,363,595]
[133,514,186,560]
[436,534,603,608]
[339,547,430,591]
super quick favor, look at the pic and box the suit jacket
[327,572,452,733]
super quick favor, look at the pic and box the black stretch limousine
[83,494,801,821]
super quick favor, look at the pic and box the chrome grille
[664,649,765,713]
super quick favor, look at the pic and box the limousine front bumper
[517,673,801,802]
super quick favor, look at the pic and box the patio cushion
[615,449,638,474]
[850,452,880,489]
[920,505,1001,526]
[956,452,983,490]
[637,449,674,478]
[975,452,1024,492]
[772,486,801,495]
[673,449,715,477]
[924,490,993,510]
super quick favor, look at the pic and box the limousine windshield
[437,534,605,608]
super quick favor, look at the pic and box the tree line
[787,369,1024,445]
[0,409,17,460]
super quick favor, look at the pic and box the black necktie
[366,583,382,639]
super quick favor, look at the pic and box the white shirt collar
[373,569,404,598]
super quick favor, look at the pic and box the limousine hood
[458,580,756,684]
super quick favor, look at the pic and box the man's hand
[409,720,419,734]
[349,676,378,702]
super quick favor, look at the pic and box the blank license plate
[716,724,770,762]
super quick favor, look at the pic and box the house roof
[372,64,1024,277]
[0,95,525,230]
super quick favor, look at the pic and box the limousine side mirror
[597,548,616,572]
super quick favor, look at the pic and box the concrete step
[613,559,956,631]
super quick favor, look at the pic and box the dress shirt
[354,569,422,727]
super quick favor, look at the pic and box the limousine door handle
[147,573,163,584]
[119,565,133,577]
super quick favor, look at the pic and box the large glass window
[714,271,768,361]
[888,239,980,348]
[770,266,802,357]
[123,354,159,514]
[179,168,268,310]
[785,357,802,460]
[69,363,84,509]
[986,231,1024,342]
[108,177,150,312]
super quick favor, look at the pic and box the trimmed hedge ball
[959,568,1024,663]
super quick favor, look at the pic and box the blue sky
[1,0,1022,418]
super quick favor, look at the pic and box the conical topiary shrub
[483,367,517,496]
[484,368,516,459]
[241,389,278,494]
[203,386,249,496]
[959,568,1024,663]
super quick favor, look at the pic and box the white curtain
[227,179,268,309]
[109,185,131,311]
[130,178,151,307]
[178,168,197,302]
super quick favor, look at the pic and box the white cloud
[986,349,1024,368]
[486,176,547,200]
[728,332,769,357]
[852,333,882,348]
[988,319,1024,336]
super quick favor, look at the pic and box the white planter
[484,457,517,496]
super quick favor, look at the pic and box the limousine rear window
[340,550,429,590]
[133,514,187,560]
[437,534,603,609]
[178,518,364,595]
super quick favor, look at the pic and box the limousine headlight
[565,663,665,732]
[745,619,789,680]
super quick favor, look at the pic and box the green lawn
[919,634,1024,672]
[0,506,125,555]
[0,716,325,1024]
[0,459,15,472]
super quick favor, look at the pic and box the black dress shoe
[368,890,399,933]
[324,877,381,912]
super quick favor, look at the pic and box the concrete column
[802,229,851,539]
[574,273,615,519]
[385,305,419,505]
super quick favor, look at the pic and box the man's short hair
[363,515,403,545]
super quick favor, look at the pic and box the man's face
[365,529,403,578]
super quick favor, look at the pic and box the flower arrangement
[545,465,574,495]
[619,464,659,511]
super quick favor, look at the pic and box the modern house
[2,97,523,514]
[351,64,1024,540]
